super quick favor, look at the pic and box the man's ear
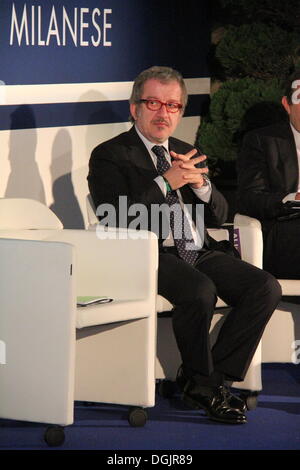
[130,103,137,121]
[281,96,291,115]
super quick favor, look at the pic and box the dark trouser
[158,249,281,382]
[264,217,300,279]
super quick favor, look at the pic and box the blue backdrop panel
[0,0,210,85]
[0,95,208,131]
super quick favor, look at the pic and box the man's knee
[262,271,282,304]
[253,270,282,312]
[172,276,217,334]
[187,275,218,313]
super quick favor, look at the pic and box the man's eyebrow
[144,96,180,102]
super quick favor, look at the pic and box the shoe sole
[183,393,247,425]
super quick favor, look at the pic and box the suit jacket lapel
[125,127,158,177]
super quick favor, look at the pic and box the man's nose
[157,103,169,117]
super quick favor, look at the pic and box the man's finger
[180,163,209,173]
[170,148,198,161]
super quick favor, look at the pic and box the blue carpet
[0,364,300,451]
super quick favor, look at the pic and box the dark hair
[129,66,187,122]
[284,69,300,103]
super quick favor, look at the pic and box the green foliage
[212,0,300,30]
[215,23,299,80]
[196,78,284,170]
[198,1,300,167]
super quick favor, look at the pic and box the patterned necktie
[152,145,200,265]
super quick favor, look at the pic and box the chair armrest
[207,227,229,242]
[234,214,263,268]
[45,228,159,302]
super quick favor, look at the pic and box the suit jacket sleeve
[88,141,167,229]
[201,182,228,227]
[237,130,291,220]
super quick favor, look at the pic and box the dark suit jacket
[237,121,299,233]
[88,126,228,249]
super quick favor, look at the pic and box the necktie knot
[152,145,166,158]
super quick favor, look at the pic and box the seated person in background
[88,66,281,425]
[237,69,300,279]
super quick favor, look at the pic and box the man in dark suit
[237,70,300,279]
[88,66,281,424]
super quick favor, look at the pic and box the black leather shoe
[222,385,247,413]
[182,380,247,424]
[177,365,246,413]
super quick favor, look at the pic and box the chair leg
[44,425,65,447]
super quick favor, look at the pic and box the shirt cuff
[191,178,212,203]
[155,175,212,202]
[154,176,167,196]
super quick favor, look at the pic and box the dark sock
[193,370,224,388]
[182,364,224,388]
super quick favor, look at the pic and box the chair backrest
[233,213,263,268]
[86,194,98,228]
[0,198,63,230]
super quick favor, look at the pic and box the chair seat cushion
[278,279,300,296]
[156,295,227,313]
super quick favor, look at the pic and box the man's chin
[151,130,170,143]
[151,136,167,144]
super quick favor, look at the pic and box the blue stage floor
[0,364,300,451]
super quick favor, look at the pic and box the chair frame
[234,213,300,364]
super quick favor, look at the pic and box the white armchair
[87,195,263,406]
[0,198,158,445]
[234,213,300,363]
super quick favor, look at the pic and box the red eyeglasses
[139,99,183,113]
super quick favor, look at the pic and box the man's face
[282,94,300,132]
[130,78,183,144]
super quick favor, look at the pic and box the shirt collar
[290,123,300,150]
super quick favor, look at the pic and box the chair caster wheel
[44,425,65,447]
[158,380,177,398]
[128,407,148,427]
[240,391,259,410]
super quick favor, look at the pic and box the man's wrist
[191,174,210,189]
[163,177,172,192]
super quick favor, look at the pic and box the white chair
[87,195,263,407]
[234,213,300,363]
[0,238,75,438]
[0,198,158,445]
[0,197,63,230]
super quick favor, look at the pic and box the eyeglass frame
[138,99,183,113]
